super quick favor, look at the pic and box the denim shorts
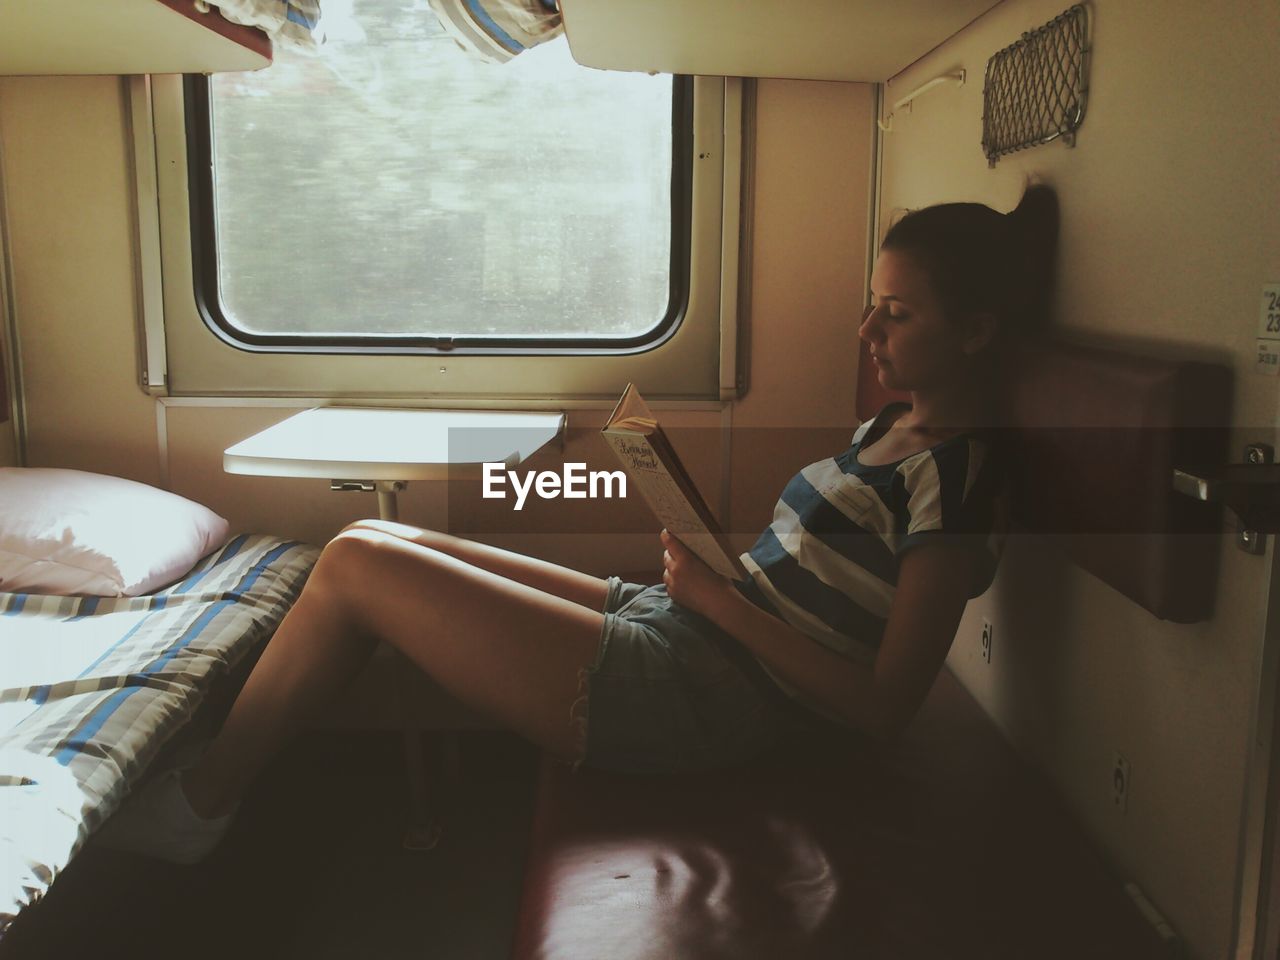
[577,577,812,775]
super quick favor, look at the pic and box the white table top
[223,407,566,481]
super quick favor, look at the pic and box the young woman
[100,184,1059,863]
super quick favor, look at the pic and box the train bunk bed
[0,468,319,940]
[511,335,1233,960]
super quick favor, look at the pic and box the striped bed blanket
[0,534,320,938]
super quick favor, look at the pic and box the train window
[195,24,681,350]
[144,19,738,400]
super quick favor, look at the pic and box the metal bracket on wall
[1173,444,1277,555]
[1239,444,1275,555]
[876,70,965,133]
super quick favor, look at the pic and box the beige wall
[729,80,876,538]
[0,351,14,465]
[879,1,1279,957]
[0,408,14,466]
[0,395,13,465]
[0,156,16,468]
[0,77,158,483]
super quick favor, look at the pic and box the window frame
[141,69,740,402]
[186,72,692,356]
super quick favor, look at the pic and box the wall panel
[0,77,158,482]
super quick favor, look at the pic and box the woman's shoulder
[926,424,1000,465]
[891,422,1003,495]
[915,429,1006,509]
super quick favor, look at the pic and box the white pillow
[0,468,230,597]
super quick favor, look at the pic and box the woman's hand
[660,529,734,620]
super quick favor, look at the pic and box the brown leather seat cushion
[511,666,1164,960]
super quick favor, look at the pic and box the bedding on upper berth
[0,534,320,938]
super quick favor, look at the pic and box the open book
[601,384,748,581]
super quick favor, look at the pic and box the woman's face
[860,248,980,394]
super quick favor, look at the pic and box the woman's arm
[660,530,975,741]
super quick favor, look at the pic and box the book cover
[601,384,748,581]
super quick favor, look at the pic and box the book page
[601,432,709,537]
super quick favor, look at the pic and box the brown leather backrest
[1002,337,1231,622]
[856,332,1232,622]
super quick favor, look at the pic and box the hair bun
[1007,183,1059,332]
[1007,183,1059,247]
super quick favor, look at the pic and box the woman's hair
[880,183,1059,338]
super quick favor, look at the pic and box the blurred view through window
[205,3,675,342]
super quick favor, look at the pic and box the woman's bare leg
[181,526,607,818]
[341,519,610,611]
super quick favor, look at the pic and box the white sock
[95,768,236,865]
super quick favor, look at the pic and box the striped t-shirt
[735,402,1005,716]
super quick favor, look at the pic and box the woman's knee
[323,525,399,570]
[311,526,392,598]
[305,528,424,631]
[338,517,422,539]
[337,518,459,552]
[320,526,457,595]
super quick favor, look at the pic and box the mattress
[0,533,320,937]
